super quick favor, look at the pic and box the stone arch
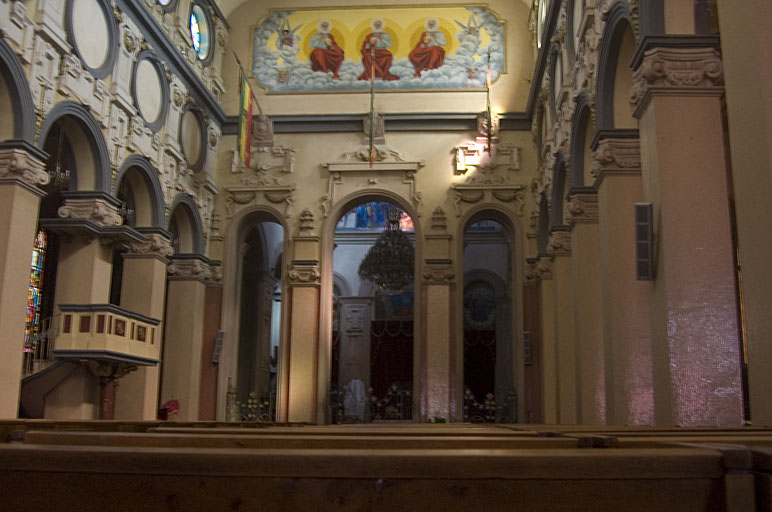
[569,93,594,188]
[596,2,637,130]
[319,189,422,423]
[115,155,166,228]
[550,153,569,229]
[168,193,205,255]
[218,205,290,421]
[37,101,111,192]
[0,38,35,142]
[456,204,524,422]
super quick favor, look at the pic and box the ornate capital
[547,230,571,257]
[630,47,723,115]
[537,256,553,280]
[567,193,599,225]
[591,138,641,184]
[58,198,123,227]
[525,259,540,284]
[130,233,174,259]
[423,263,455,284]
[167,257,211,280]
[288,263,320,286]
[0,146,49,189]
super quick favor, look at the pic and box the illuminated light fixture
[358,207,414,292]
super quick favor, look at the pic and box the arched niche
[115,155,165,229]
[0,38,35,142]
[537,192,551,256]
[38,101,111,192]
[550,153,569,229]
[569,94,596,188]
[596,4,638,130]
[168,194,205,255]
[319,190,421,423]
[456,205,524,423]
[218,206,289,421]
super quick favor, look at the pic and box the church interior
[1,0,772,509]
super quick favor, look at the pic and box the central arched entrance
[326,197,417,423]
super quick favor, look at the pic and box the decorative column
[422,207,454,422]
[522,259,542,424]
[160,255,210,421]
[716,0,772,425]
[0,142,48,418]
[51,194,123,307]
[547,229,577,424]
[287,209,320,423]
[537,256,558,423]
[114,232,172,420]
[592,135,654,425]
[567,190,605,425]
[631,45,743,426]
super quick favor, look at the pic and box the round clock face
[190,5,210,60]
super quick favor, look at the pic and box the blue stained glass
[190,13,201,53]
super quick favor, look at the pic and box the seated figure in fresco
[309,20,344,79]
[358,18,399,81]
[409,18,446,77]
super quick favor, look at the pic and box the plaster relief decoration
[629,47,723,117]
[250,6,505,93]
[225,166,296,219]
[0,147,50,188]
[450,168,526,217]
[454,113,520,174]
[58,198,123,227]
[320,119,424,217]
[590,137,641,181]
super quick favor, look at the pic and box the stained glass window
[189,5,210,59]
[336,202,414,232]
[24,229,47,353]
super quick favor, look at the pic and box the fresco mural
[250,5,506,93]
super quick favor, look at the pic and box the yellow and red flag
[238,70,254,167]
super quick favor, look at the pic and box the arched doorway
[231,214,285,421]
[461,215,517,422]
[329,200,415,423]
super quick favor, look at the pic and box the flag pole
[486,47,492,154]
[369,41,376,168]
[233,51,263,115]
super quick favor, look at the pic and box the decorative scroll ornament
[547,229,571,257]
[129,233,174,259]
[0,147,50,188]
[287,263,321,285]
[591,138,642,182]
[167,257,212,279]
[58,198,123,227]
[566,192,599,225]
[423,263,455,284]
[450,167,526,217]
[629,47,723,115]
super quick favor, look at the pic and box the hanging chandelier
[358,207,414,292]
[48,127,71,189]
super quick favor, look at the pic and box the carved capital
[0,147,50,188]
[58,198,123,227]
[630,47,723,115]
[525,259,540,284]
[591,138,641,183]
[167,257,211,280]
[567,193,598,224]
[423,263,455,284]
[547,230,571,257]
[288,263,321,286]
[537,256,553,280]
[130,233,174,259]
